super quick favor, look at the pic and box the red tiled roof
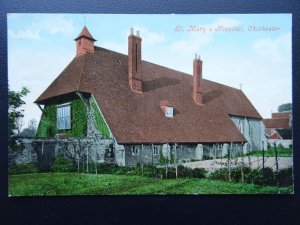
[265,128,282,139]
[272,112,291,119]
[35,47,262,144]
[263,118,290,129]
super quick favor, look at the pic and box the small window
[96,152,101,161]
[131,146,139,155]
[169,144,174,151]
[153,146,160,155]
[165,106,173,118]
[57,103,71,130]
[238,119,244,134]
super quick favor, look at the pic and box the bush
[209,167,280,186]
[51,154,75,173]
[96,163,118,174]
[9,163,38,175]
[260,167,275,186]
[202,155,213,160]
[209,168,228,181]
[191,168,207,179]
[278,167,293,186]
[177,165,191,178]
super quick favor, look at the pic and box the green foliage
[246,147,292,157]
[277,103,292,112]
[36,104,57,137]
[51,154,76,173]
[90,98,110,138]
[202,155,213,160]
[277,167,293,187]
[8,87,30,136]
[209,166,292,187]
[36,98,87,138]
[170,151,175,164]
[9,173,292,196]
[8,87,30,151]
[67,98,87,137]
[209,168,228,181]
[159,149,165,165]
[8,163,38,175]
[276,129,292,139]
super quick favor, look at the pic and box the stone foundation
[10,138,251,168]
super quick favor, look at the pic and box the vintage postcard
[7,14,293,195]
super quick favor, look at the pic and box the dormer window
[165,106,173,118]
[160,100,174,118]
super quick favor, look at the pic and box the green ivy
[36,98,87,138]
[36,105,57,138]
[90,98,110,138]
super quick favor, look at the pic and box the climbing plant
[90,97,110,139]
[36,98,87,138]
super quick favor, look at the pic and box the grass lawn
[246,147,292,157]
[9,173,292,196]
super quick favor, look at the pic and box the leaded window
[57,103,71,130]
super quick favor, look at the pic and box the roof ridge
[94,46,242,92]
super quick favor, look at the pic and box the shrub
[177,165,191,178]
[202,155,213,160]
[278,167,293,186]
[209,167,279,186]
[191,168,207,179]
[209,168,228,181]
[96,163,118,174]
[51,154,75,173]
[261,167,275,186]
[9,163,38,175]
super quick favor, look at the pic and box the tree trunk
[262,141,265,185]
[77,155,80,173]
[86,147,89,174]
[151,144,154,179]
[141,144,144,176]
[274,142,279,187]
[228,142,232,182]
[241,143,244,183]
[165,144,168,179]
[175,143,178,179]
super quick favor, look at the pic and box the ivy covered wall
[90,97,110,139]
[36,98,87,138]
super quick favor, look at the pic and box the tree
[278,103,292,112]
[28,118,37,134]
[18,118,38,138]
[8,87,30,137]
[8,87,30,151]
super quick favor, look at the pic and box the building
[263,112,292,148]
[34,26,267,167]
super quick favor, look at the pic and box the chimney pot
[136,30,140,37]
[195,53,197,59]
[130,28,134,35]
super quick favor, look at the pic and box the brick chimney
[193,54,203,105]
[74,26,96,57]
[128,28,142,93]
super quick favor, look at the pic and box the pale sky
[7,14,292,129]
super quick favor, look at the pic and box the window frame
[56,102,71,130]
[153,145,160,155]
[165,106,173,118]
[131,146,139,156]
